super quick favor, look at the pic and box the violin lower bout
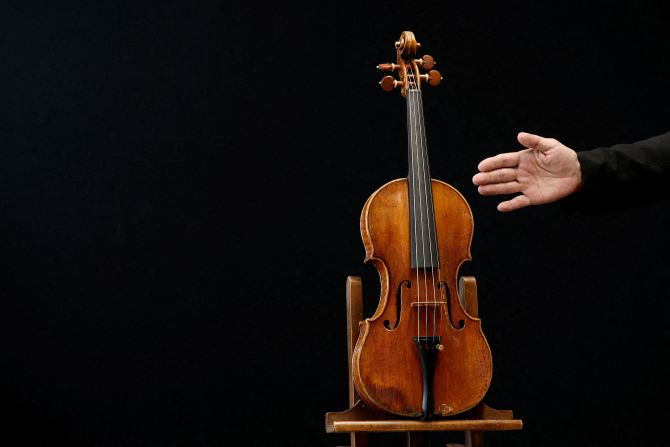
[352,178,493,418]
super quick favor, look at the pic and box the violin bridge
[410,301,447,307]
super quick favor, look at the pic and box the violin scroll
[377,31,443,95]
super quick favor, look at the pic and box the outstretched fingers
[472,167,518,186]
[518,131,557,152]
[517,132,542,149]
[476,152,520,172]
[497,194,532,212]
[477,181,522,196]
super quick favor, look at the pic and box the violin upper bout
[360,178,411,262]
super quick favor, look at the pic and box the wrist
[573,158,583,193]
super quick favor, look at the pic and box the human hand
[472,132,583,212]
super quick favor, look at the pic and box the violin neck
[406,89,440,269]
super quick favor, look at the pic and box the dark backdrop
[1,1,669,446]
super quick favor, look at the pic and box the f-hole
[384,280,411,330]
[438,281,464,330]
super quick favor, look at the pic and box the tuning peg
[377,63,399,72]
[416,54,435,70]
[419,70,442,86]
[397,38,421,48]
[380,75,402,91]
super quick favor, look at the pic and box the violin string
[414,90,430,337]
[407,67,421,340]
[418,92,442,337]
[409,72,429,338]
[424,97,447,332]
[411,79,423,338]
[415,91,440,338]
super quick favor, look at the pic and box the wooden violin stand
[325,276,523,447]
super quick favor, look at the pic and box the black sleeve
[560,131,670,215]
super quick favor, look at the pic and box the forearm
[579,131,670,190]
[563,131,670,214]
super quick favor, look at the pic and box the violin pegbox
[377,31,443,96]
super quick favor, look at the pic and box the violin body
[351,31,493,419]
[352,178,492,417]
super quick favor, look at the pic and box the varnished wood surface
[346,276,363,408]
[352,179,493,417]
[324,276,522,447]
[328,418,523,433]
[325,400,523,433]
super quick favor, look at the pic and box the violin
[352,31,492,419]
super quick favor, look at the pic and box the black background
[1,1,669,446]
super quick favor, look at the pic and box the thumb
[517,131,544,149]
